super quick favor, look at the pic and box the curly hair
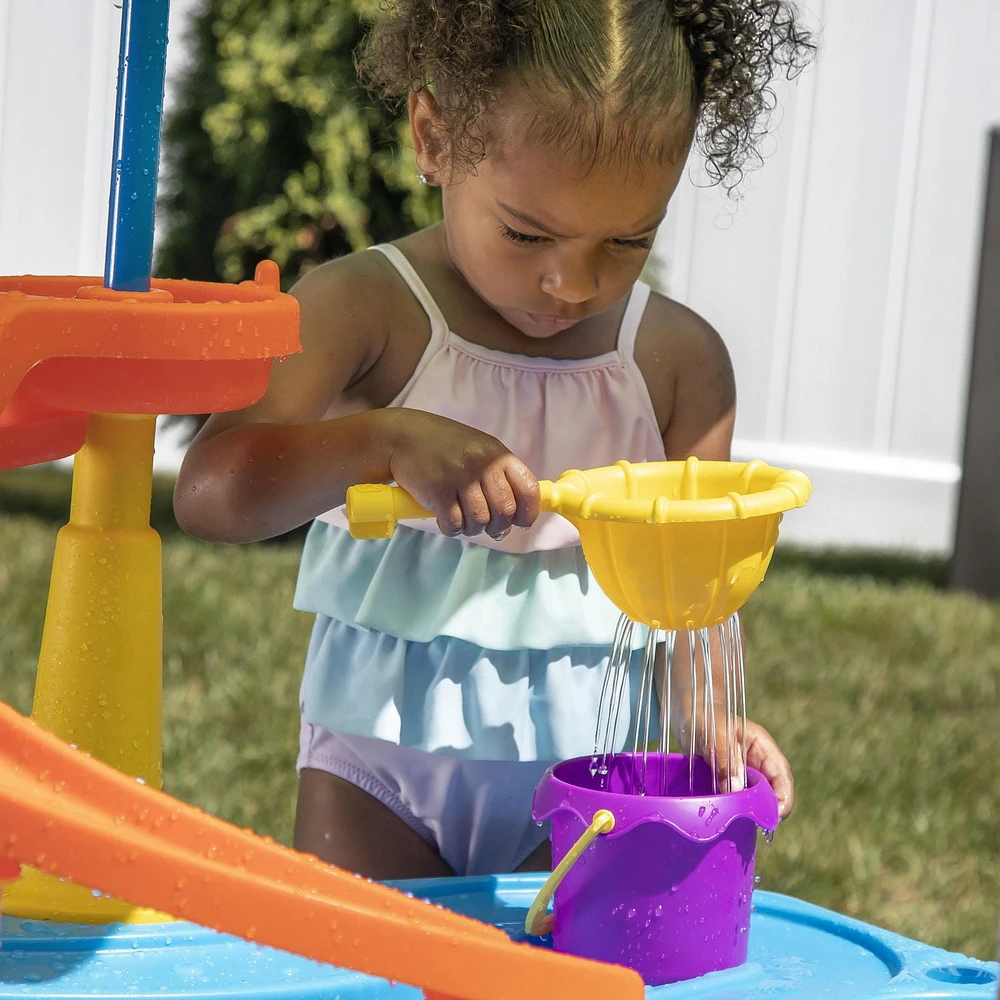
[357,0,813,190]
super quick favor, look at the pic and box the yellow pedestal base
[4,413,170,923]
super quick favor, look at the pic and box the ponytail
[669,0,814,187]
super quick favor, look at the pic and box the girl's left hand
[741,720,794,820]
[684,718,794,820]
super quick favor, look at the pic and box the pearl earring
[418,173,429,185]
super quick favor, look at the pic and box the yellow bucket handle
[524,809,616,938]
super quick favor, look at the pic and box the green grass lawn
[1,468,998,962]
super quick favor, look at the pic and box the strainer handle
[524,810,615,938]
[345,484,434,539]
[345,482,554,539]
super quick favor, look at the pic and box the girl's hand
[384,408,541,540]
[743,720,794,820]
[685,718,794,820]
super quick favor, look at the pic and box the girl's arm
[174,253,539,544]
[174,253,398,543]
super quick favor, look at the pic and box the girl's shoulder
[633,290,735,443]
[636,289,729,358]
[291,245,423,343]
[289,243,434,403]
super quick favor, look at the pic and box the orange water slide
[0,701,643,1000]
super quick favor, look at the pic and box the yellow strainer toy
[346,457,811,631]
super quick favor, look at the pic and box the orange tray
[0,261,299,469]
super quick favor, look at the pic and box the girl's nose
[540,256,600,305]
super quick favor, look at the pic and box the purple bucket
[532,752,779,986]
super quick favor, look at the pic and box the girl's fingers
[456,482,490,536]
[745,723,795,819]
[504,461,542,528]
[715,750,747,793]
[693,729,746,793]
[428,462,534,539]
[436,493,466,537]
[687,719,793,818]
[481,467,518,539]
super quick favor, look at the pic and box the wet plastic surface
[1,876,996,999]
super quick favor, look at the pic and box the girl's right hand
[383,408,541,540]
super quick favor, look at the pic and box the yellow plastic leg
[4,413,169,923]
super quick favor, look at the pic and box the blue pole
[104,0,172,292]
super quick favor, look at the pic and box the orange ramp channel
[0,701,643,1000]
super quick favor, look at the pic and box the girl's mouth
[523,311,580,333]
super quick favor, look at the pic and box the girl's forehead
[475,125,688,237]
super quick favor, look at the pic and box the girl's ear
[408,89,447,185]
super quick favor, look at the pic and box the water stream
[591,612,748,798]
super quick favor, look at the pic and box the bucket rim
[532,752,779,841]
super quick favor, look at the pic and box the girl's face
[413,91,693,340]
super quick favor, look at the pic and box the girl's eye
[611,235,655,251]
[499,223,546,246]
[498,222,654,251]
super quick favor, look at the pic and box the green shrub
[156,0,440,287]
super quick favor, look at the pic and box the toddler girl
[175,0,812,880]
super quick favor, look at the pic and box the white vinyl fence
[653,0,1000,552]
